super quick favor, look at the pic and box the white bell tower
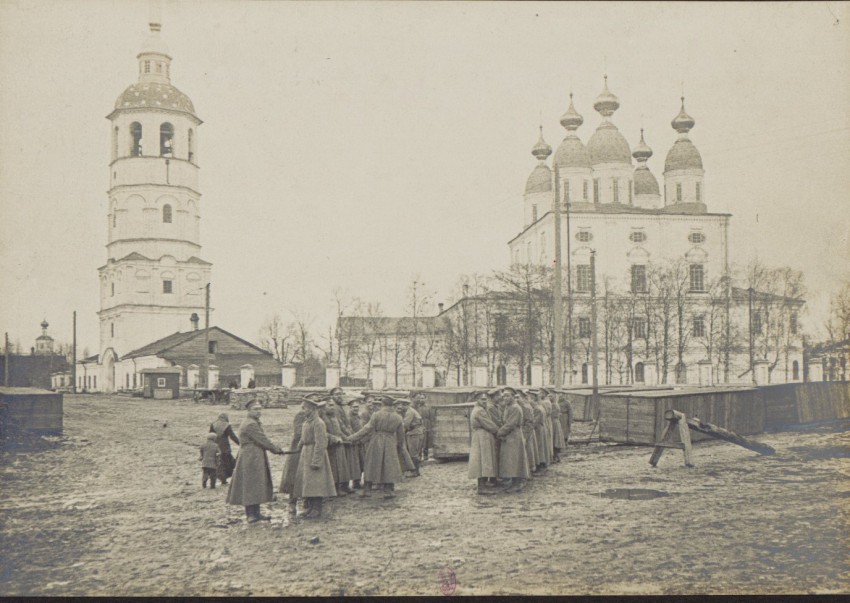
[97,10,211,389]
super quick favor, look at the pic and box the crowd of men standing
[214,386,572,523]
[222,388,432,522]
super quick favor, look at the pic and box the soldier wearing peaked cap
[468,391,500,494]
[226,399,285,523]
[397,398,424,477]
[293,397,337,519]
[346,395,414,499]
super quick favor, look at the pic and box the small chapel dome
[671,97,695,133]
[634,166,660,195]
[664,138,703,172]
[525,163,553,194]
[559,93,584,131]
[531,126,552,161]
[593,76,620,118]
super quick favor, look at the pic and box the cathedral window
[564,179,570,203]
[144,60,150,73]
[693,315,706,338]
[753,310,762,335]
[576,231,592,243]
[629,231,646,243]
[209,341,218,354]
[632,318,646,339]
[613,179,619,203]
[578,317,591,338]
[593,179,599,203]
[688,232,706,244]
[163,280,173,294]
[156,62,162,73]
[696,182,702,202]
[111,282,115,297]
[689,264,705,292]
[160,123,174,157]
[111,323,114,337]
[188,129,195,163]
[163,204,172,223]
[112,126,119,160]
[634,362,645,383]
[790,311,798,335]
[676,183,683,202]
[130,122,143,156]
[629,181,633,204]
[532,204,538,222]
[583,180,589,201]
[792,360,800,380]
[576,265,591,292]
[631,265,647,293]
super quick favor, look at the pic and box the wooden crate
[761,382,850,427]
[0,387,63,434]
[430,402,473,459]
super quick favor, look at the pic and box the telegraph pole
[552,165,564,387]
[565,199,573,384]
[4,332,9,387]
[72,311,77,393]
[591,250,599,409]
[203,283,211,388]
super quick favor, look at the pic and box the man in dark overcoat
[226,399,284,523]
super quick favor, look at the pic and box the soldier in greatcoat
[516,392,538,476]
[559,393,573,447]
[346,396,415,499]
[331,387,362,491]
[278,401,307,515]
[412,392,432,460]
[293,398,337,519]
[398,398,424,477]
[529,391,550,470]
[321,402,353,495]
[485,389,504,486]
[226,399,284,523]
[496,387,529,492]
[468,391,499,494]
[346,397,365,488]
[543,388,566,463]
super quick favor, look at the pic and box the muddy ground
[1,394,848,596]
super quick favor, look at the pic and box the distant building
[341,79,806,388]
[1,320,69,389]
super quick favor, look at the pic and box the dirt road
[1,394,848,596]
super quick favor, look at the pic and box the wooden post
[4,332,9,387]
[553,164,563,387]
[71,311,77,393]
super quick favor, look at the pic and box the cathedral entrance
[102,348,117,393]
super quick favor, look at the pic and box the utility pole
[565,198,573,384]
[748,286,755,384]
[203,283,211,389]
[4,332,9,387]
[412,280,418,387]
[72,311,77,393]
[552,165,563,387]
[591,250,599,411]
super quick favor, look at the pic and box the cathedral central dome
[587,123,632,165]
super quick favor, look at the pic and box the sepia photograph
[1,0,849,596]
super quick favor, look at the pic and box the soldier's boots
[359,483,372,498]
[301,497,322,519]
[382,484,396,499]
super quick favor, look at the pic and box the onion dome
[40,319,49,331]
[525,163,553,194]
[587,122,632,165]
[526,126,553,194]
[114,83,196,115]
[531,126,552,161]
[633,129,659,195]
[664,97,703,172]
[671,96,695,133]
[553,93,591,169]
[559,93,584,131]
[593,75,620,118]
[632,128,653,162]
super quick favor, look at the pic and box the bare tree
[258,314,287,362]
[826,280,850,343]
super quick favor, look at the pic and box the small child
[200,432,220,489]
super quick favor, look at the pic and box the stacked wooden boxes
[0,387,63,435]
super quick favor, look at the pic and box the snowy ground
[1,394,848,596]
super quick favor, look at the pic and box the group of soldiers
[275,388,431,519]
[468,386,572,495]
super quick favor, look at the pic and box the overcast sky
[1,0,848,354]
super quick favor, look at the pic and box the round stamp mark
[437,566,456,596]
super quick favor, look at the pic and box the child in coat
[200,432,220,488]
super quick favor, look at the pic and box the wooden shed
[598,386,762,446]
[0,387,63,434]
[140,368,181,399]
[560,385,677,422]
